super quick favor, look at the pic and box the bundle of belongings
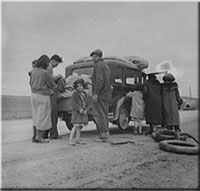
[56,74,92,100]
[123,56,149,70]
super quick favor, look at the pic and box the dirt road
[1,111,199,189]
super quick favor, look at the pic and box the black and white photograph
[1,1,199,190]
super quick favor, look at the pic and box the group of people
[29,48,183,145]
[29,54,63,143]
[127,72,183,136]
[29,49,111,145]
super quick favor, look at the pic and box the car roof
[70,56,141,70]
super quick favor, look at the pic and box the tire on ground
[153,130,178,142]
[153,130,187,142]
[159,140,200,155]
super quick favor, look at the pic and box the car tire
[153,130,187,142]
[159,140,200,155]
[117,107,130,130]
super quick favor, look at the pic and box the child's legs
[134,120,139,128]
[138,120,142,133]
[134,119,142,133]
[69,125,78,142]
[76,125,83,140]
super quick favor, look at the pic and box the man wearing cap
[90,49,111,141]
[43,55,63,139]
[143,73,162,135]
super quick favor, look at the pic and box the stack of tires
[153,130,199,155]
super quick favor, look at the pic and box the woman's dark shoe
[32,138,37,143]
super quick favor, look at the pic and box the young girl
[126,83,144,135]
[161,73,183,132]
[69,79,89,146]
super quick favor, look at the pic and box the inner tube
[159,140,200,155]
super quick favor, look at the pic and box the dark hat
[90,49,103,57]
[73,78,87,89]
[163,73,175,82]
[37,55,50,69]
[148,73,156,79]
[50,55,63,63]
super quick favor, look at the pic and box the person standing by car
[69,79,89,146]
[161,73,183,132]
[30,55,54,143]
[28,59,38,142]
[126,83,144,135]
[90,49,112,142]
[43,55,63,139]
[143,73,162,135]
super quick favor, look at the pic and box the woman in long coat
[161,73,183,132]
[143,74,162,134]
[30,55,54,143]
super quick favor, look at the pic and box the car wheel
[117,107,130,130]
[159,140,200,155]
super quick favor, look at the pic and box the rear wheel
[117,107,130,130]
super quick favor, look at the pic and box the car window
[72,67,94,76]
[125,68,141,85]
[111,66,123,84]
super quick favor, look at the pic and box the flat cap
[90,49,103,57]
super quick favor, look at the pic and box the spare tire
[153,130,186,142]
[159,140,200,155]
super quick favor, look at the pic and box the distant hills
[1,95,198,120]
[1,95,32,120]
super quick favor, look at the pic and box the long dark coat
[71,90,89,125]
[92,58,111,104]
[161,82,182,126]
[92,58,111,134]
[143,78,162,125]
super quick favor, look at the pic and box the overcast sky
[1,1,198,97]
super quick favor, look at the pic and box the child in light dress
[126,83,144,135]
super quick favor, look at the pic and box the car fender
[111,96,131,121]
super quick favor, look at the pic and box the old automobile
[57,56,149,130]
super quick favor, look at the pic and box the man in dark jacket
[90,49,112,141]
[43,54,63,139]
[143,73,162,135]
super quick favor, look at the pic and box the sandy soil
[1,111,199,190]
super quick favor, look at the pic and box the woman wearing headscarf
[161,73,183,132]
[143,73,162,135]
[30,55,55,143]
